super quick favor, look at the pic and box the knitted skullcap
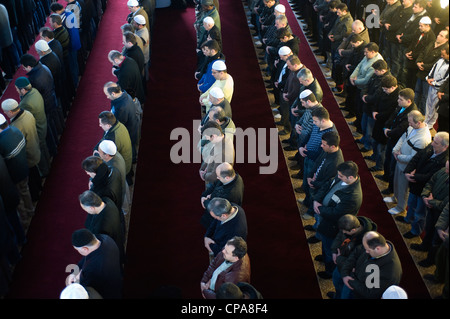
[0,114,6,125]
[15,76,30,89]
[299,89,313,99]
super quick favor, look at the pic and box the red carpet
[122,0,321,299]
[3,0,125,299]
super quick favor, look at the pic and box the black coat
[115,57,146,105]
[202,173,244,209]
[404,144,449,195]
[315,176,363,238]
[384,102,418,145]
[372,86,401,144]
[40,52,64,99]
[123,44,145,77]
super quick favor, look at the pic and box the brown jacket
[201,252,251,299]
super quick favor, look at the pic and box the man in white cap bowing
[127,0,150,32]
[1,99,42,202]
[95,139,131,215]
[132,14,150,74]
[35,39,69,117]
[199,60,234,115]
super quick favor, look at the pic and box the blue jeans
[371,141,386,170]
[414,78,429,115]
[332,267,353,299]
[361,113,374,150]
[321,235,336,274]
[405,192,427,235]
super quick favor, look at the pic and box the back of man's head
[337,161,359,178]
[79,190,103,207]
[207,197,232,217]
[20,54,38,68]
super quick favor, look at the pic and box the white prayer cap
[203,16,214,25]
[127,0,139,7]
[0,114,7,125]
[35,39,50,52]
[60,284,89,299]
[133,15,146,25]
[209,87,224,99]
[278,46,291,56]
[1,98,19,111]
[275,4,286,13]
[99,140,117,156]
[419,16,432,25]
[382,285,408,299]
[212,60,226,71]
[299,89,313,99]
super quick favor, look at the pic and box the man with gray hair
[401,131,449,239]
[204,198,248,257]
[108,50,145,105]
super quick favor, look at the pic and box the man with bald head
[200,162,244,228]
[339,231,403,299]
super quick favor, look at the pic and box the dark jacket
[404,143,449,195]
[329,12,354,50]
[385,4,414,43]
[202,173,244,209]
[201,252,251,299]
[315,176,363,238]
[26,62,58,114]
[416,41,449,80]
[84,197,126,264]
[40,52,64,99]
[372,86,401,144]
[384,102,418,145]
[115,56,146,105]
[362,71,392,114]
[89,163,124,211]
[205,204,248,256]
[77,234,123,299]
[110,91,139,149]
[0,126,29,183]
[332,216,378,272]
[123,44,145,77]
[308,148,345,189]
[421,167,449,213]
[405,29,436,69]
[340,241,402,299]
